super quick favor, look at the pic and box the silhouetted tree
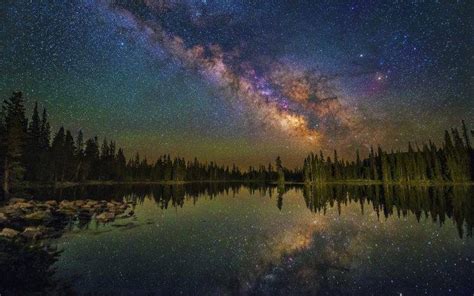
[304,121,473,184]
[1,92,27,197]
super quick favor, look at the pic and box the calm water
[17,185,474,294]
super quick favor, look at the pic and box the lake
[5,184,474,295]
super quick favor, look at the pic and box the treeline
[2,91,471,198]
[303,121,474,184]
[0,92,293,198]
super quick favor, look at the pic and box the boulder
[8,198,26,204]
[25,210,52,222]
[0,212,8,224]
[21,226,44,240]
[36,203,52,210]
[1,205,24,218]
[74,200,86,207]
[45,200,58,207]
[0,227,20,238]
[59,200,74,208]
[85,200,98,206]
[58,208,77,216]
[59,200,77,215]
[96,212,115,222]
[78,208,93,217]
[117,210,134,219]
[81,205,93,212]
[11,201,35,211]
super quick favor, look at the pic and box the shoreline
[23,179,474,189]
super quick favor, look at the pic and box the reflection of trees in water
[16,183,474,294]
[303,185,474,238]
[30,182,284,208]
[30,183,473,237]
[0,238,74,294]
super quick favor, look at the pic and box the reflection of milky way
[107,1,364,148]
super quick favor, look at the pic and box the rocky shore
[0,198,134,241]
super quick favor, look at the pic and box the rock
[22,226,43,240]
[36,203,52,210]
[85,200,98,206]
[45,200,58,207]
[11,201,35,211]
[1,206,23,219]
[0,227,19,238]
[81,200,97,210]
[25,210,52,222]
[0,212,7,224]
[80,203,91,210]
[59,200,74,208]
[58,206,77,216]
[74,200,86,207]
[106,202,116,208]
[78,208,93,217]
[96,212,115,222]
[94,202,107,209]
[8,198,26,204]
[114,209,124,216]
[59,200,77,215]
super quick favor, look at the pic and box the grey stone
[0,227,19,238]
[0,212,7,224]
[25,210,52,221]
[22,226,43,240]
[11,201,34,210]
[45,200,58,207]
[96,212,115,222]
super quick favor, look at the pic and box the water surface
[28,184,474,294]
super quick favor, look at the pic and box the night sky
[1,0,472,167]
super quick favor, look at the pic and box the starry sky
[1,0,472,167]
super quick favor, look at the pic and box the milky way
[107,1,369,150]
[1,0,472,166]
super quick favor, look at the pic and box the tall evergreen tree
[50,127,66,182]
[276,156,285,185]
[25,102,42,180]
[1,92,28,197]
[73,130,85,181]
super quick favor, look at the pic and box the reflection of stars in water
[46,184,474,294]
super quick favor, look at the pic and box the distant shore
[23,179,474,189]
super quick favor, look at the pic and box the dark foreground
[0,183,473,295]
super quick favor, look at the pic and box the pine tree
[25,102,42,181]
[38,108,51,181]
[380,150,391,182]
[276,156,285,185]
[1,92,28,197]
[116,148,126,181]
[50,127,66,182]
[64,130,76,181]
[74,130,85,181]
[40,108,51,149]
[84,137,100,180]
